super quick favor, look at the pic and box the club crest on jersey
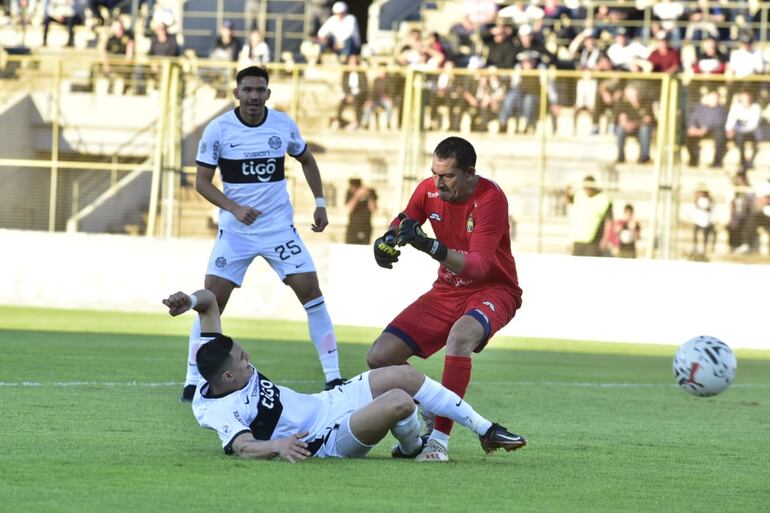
[427,191,439,198]
[268,136,282,150]
[466,215,474,232]
[215,256,227,268]
[429,212,442,221]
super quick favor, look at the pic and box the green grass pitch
[1,306,768,513]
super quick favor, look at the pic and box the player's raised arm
[162,289,222,333]
[294,149,328,232]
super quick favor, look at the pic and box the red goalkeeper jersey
[393,176,522,301]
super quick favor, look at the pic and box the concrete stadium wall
[0,229,766,350]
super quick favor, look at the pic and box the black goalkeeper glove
[396,218,448,262]
[373,230,401,269]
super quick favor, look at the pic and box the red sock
[433,355,472,436]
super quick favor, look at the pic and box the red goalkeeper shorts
[383,284,521,359]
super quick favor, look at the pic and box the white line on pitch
[0,381,766,388]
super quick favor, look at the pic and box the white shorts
[307,371,375,459]
[206,226,317,286]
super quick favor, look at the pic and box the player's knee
[366,342,389,369]
[382,389,415,419]
[446,336,478,356]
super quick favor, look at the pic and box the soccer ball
[673,336,736,397]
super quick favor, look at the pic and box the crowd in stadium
[1,0,769,258]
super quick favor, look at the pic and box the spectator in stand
[725,90,761,172]
[449,14,477,56]
[615,81,654,164]
[611,203,640,258]
[141,16,179,93]
[102,18,134,93]
[568,28,601,130]
[727,172,757,254]
[344,178,377,245]
[691,185,716,260]
[542,0,568,20]
[607,27,649,72]
[239,29,271,67]
[87,0,115,27]
[726,32,764,80]
[608,0,644,39]
[472,71,506,131]
[498,0,543,27]
[42,0,84,47]
[684,89,727,168]
[209,20,242,63]
[396,28,425,68]
[316,1,360,59]
[484,24,517,69]
[683,1,724,42]
[10,0,36,27]
[332,53,368,130]
[691,36,727,74]
[647,31,681,73]
[148,19,180,58]
[651,0,685,46]
[424,31,449,68]
[362,62,399,130]
[591,55,622,135]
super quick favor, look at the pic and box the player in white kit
[182,66,343,401]
[163,288,527,461]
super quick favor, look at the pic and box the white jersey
[192,362,330,454]
[195,108,307,235]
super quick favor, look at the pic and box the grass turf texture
[1,306,768,513]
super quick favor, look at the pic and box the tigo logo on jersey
[466,215,474,232]
[268,136,282,150]
[242,158,278,182]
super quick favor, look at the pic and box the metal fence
[0,53,768,261]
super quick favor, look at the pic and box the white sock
[413,376,493,436]
[391,407,422,455]
[429,429,450,448]
[304,296,341,382]
[184,316,202,386]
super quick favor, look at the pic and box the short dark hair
[236,66,269,86]
[196,334,234,382]
[434,137,476,171]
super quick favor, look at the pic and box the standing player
[181,66,343,401]
[369,136,523,462]
[163,288,526,460]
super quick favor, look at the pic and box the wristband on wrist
[188,293,198,310]
[315,197,326,208]
[428,240,448,262]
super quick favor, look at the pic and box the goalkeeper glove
[397,218,448,262]
[373,231,401,269]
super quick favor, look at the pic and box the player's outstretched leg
[368,365,526,462]
[479,423,527,453]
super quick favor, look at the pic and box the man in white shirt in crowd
[316,1,361,59]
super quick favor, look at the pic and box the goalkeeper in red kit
[369,136,525,462]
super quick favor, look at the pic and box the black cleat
[391,435,428,459]
[324,378,347,391]
[179,384,196,402]
[479,423,527,453]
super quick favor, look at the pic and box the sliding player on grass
[370,136,523,462]
[163,288,526,461]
